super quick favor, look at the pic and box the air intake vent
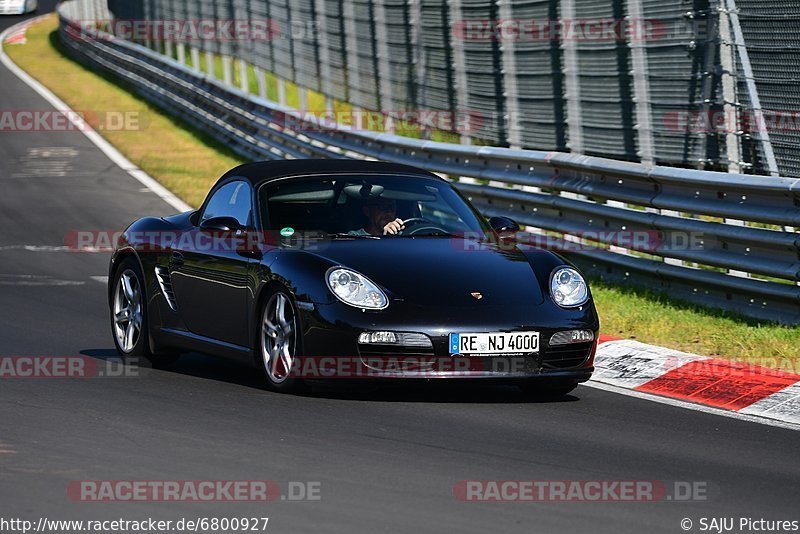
[154,266,177,311]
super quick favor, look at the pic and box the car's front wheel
[110,257,178,368]
[259,288,306,393]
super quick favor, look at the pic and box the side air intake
[154,266,177,311]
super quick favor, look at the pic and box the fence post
[448,0,471,145]
[314,0,334,106]
[408,0,431,140]
[374,0,395,134]
[718,5,741,174]
[561,0,583,154]
[343,0,361,112]
[725,0,779,177]
[497,0,521,149]
[626,0,655,165]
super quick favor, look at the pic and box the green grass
[592,279,800,372]
[7,15,800,371]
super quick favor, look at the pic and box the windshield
[258,174,490,237]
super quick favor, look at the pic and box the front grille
[357,345,435,358]
[541,342,594,370]
[357,338,437,372]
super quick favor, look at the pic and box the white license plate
[449,331,539,355]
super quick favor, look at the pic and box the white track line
[0,16,192,214]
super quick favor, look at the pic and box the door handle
[171,251,184,267]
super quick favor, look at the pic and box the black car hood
[312,237,545,306]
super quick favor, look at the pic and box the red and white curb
[2,19,34,46]
[591,337,800,429]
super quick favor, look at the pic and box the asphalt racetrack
[0,6,797,533]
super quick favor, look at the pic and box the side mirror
[199,216,243,233]
[489,216,520,234]
[199,216,262,258]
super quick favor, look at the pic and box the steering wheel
[398,218,449,236]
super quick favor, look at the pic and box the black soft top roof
[217,159,441,187]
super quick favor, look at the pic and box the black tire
[257,287,307,394]
[518,380,578,399]
[110,257,179,368]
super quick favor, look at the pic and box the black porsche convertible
[109,160,599,396]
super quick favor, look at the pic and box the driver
[350,197,405,236]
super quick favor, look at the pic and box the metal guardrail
[57,1,800,324]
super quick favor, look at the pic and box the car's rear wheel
[111,257,179,368]
[518,380,578,399]
[260,289,306,393]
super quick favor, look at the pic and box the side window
[201,181,252,227]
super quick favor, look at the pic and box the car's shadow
[80,349,580,404]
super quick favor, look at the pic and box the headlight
[326,267,388,309]
[550,267,589,308]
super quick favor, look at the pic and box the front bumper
[296,299,599,381]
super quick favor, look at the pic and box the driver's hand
[383,218,405,235]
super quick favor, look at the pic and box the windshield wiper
[416,231,456,237]
[327,233,380,239]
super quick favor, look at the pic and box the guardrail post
[221,55,234,86]
[176,43,186,65]
[239,59,249,93]
[277,78,287,106]
[205,51,215,79]
[298,85,309,113]
[254,66,268,99]
[189,45,200,72]
[190,47,201,73]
